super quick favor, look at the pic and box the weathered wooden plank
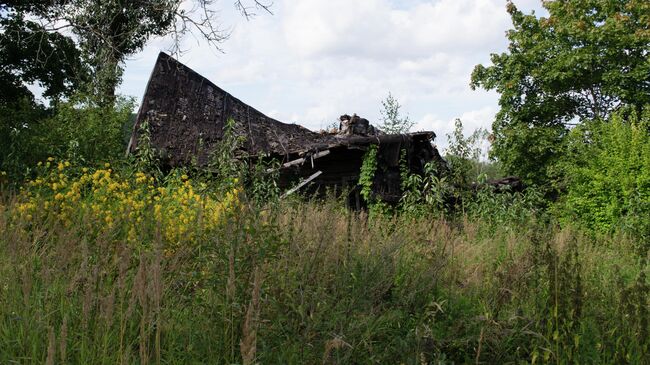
[281,171,323,198]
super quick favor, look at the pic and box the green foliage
[248,158,281,206]
[205,118,247,192]
[0,95,133,182]
[466,186,545,228]
[471,0,650,184]
[379,92,414,134]
[358,144,378,203]
[67,0,178,103]
[131,119,162,178]
[557,108,650,236]
[192,118,281,206]
[358,144,392,216]
[399,119,519,219]
[0,99,49,180]
[43,96,134,164]
[1,1,271,104]
[0,9,85,104]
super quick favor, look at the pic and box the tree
[1,0,272,105]
[445,119,491,187]
[379,92,414,134]
[0,2,86,104]
[66,0,272,104]
[0,2,89,177]
[471,0,650,184]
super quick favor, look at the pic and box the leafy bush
[0,99,50,180]
[41,96,134,165]
[400,158,451,217]
[466,185,545,228]
[557,108,650,235]
[358,144,378,203]
[0,95,134,182]
[444,118,490,189]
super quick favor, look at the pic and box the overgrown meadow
[2,0,649,363]
[1,135,648,364]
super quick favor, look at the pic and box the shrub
[557,108,650,235]
[40,96,134,165]
[0,95,133,183]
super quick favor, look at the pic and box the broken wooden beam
[281,171,323,198]
[267,150,330,172]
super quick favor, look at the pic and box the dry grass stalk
[240,267,262,365]
[21,264,32,308]
[322,337,351,364]
[475,326,485,364]
[102,287,116,327]
[150,243,163,365]
[133,255,149,365]
[117,245,132,293]
[419,352,427,365]
[60,314,68,364]
[45,326,56,365]
[67,238,89,296]
[82,262,99,329]
[227,247,235,300]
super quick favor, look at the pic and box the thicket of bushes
[556,109,650,238]
[0,96,132,181]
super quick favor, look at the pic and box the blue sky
[119,0,546,150]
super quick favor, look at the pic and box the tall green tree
[65,0,271,104]
[1,0,272,105]
[471,0,650,184]
[1,2,88,177]
[0,2,86,104]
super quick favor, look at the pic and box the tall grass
[1,183,648,363]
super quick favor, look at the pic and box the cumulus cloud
[120,0,544,145]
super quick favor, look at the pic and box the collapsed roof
[128,52,446,203]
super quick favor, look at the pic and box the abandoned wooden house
[127,52,447,206]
